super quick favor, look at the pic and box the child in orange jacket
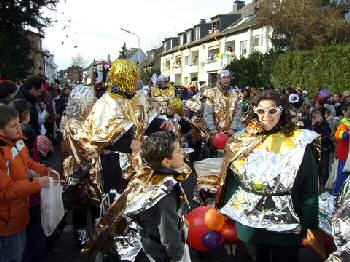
[0,104,57,262]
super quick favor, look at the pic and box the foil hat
[108,59,140,98]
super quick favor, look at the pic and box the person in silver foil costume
[326,175,350,261]
[83,131,190,262]
[218,90,319,262]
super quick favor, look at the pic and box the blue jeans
[0,230,26,262]
[333,160,348,196]
[21,205,45,262]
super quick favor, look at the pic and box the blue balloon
[319,89,331,99]
[202,231,222,250]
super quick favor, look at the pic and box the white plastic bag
[326,159,339,190]
[41,177,65,236]
[343,152,350,173]
[179,244,192,262]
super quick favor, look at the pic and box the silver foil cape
[326,242,350,262]
[113,221,142,261]
[124,177,178,216]
[114,176,179,261]
[62,85,96,122]
[318,193,336,235]
[326,175,350,261]
[221,130,319,233]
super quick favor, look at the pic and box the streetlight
[120,27,141,66]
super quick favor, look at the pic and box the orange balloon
[205,208,226,231]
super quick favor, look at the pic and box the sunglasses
[253,105,283,115]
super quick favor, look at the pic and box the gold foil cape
[83,165,191,257]
[185,94,204,114]
[203,87,244,132]
[188,116,211,141]
[84,92,155,147]
[218,119,265,193]
[62,91,156,206]
[220,129,319,233]
[60,86,102,206]
[61,119,103,206]
[151,86,176,114]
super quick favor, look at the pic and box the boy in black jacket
[137,131,186,262]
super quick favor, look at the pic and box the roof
[161,2,260,56]
[162,14,259,56]
[126,48,139,58]
[221,13,258,35]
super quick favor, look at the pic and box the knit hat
[36,135,53,157]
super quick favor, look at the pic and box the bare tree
[71,53,87,68]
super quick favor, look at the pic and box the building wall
[161,26,272,87]
[44,54,57,82]
[129,50,148,64]
[27,32,44,75]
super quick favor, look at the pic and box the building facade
[66,66,83,84]
[26,31,45,76]
[160,1,272,87]
[43,50,58,83]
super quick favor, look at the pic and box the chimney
[200,19,206,24]
[233,0,245,12]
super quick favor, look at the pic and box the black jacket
[15,86,40,135]
[312,121,333,152]
[136,167,185,262]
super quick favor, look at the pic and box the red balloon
[212,132,229,149]
[186,206,211,251]
[221,221,238,242]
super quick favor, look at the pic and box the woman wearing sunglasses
[217,90,319,262]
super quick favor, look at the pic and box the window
[184,56,189,66]
[194,27,200,40]
[208,47,219,63]
[174,56,182,68]
[191,51,199,65]
[252,36,261,50]
[212,21,220,32]
[240,41,247,56]
[184,77,189,85]
[186,31,192,43]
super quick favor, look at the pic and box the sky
[42,0,252,70]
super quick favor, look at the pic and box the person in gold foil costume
[151,75,176,114]
[216,90,319,262]
[203,70,244,135]
[61,59,163,209]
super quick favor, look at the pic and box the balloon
[202,231,223,250]
[221,221,238,242]
[187,206,211,251]
[212,132,229,149]
[205,208,226,231]
[319,89,331,99]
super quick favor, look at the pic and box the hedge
[271,45,350,94]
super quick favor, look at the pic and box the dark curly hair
[246,90,295,136]
[141,131,177,169]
